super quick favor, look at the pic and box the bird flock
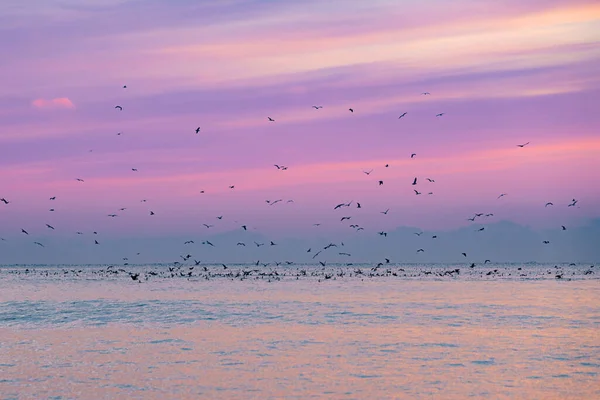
[0,86,587,281]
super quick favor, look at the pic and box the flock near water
[0,86,587,277]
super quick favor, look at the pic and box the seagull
[216,216,223,220]
[414,232,423,236]
[417,249,425,253]
[34,242,44,247]
[363,169,373,175]
[568,199,578,207]
[411,153,416,158]
[340,216,351,221]
[132,168,138,172]
[562,225,567,231]
[123,85,127,89]
[202,241,214,247]
[381,209,389,215]
[0,198,8,204]
[379,180,384,186]
[477,227,485,231]
[414,190,421,195]
[497,193,507,199]
[229,185,235,189]
[237,242,246,246]
[422,92,430,95]
[184,240,194,244]
[484,260,491,264]
[516,142,530,148]
[108,214,118,217]
[436,113,445,117]
[49,197,56,200]
[426,178,435,183]
[241,225,247,230]
[203,224,213,228]
[412,177,417,185]
[267,117,275,122]
[312,105,323,109]
[462,252,467,257]
[543,240,550,244]
[150,211,155,215]
[76,178,85,182]
[95,240,99,245]
[545,202,554,207]
[195,127,200,134]
[46,224,55,230]
[398,112,407,119]
[349,108,354,113]
[115,106,123,111]
[21,229,29,235]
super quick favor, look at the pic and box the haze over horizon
[1,0,599,264]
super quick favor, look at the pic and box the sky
[1,0,599,264]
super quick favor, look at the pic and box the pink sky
[1,0,599,242]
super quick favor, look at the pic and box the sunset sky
[1,0,599,262]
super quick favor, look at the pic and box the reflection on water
[1,277,599,399]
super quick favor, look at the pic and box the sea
[1,262,598,399]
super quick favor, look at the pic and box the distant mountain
[1,219,598,264]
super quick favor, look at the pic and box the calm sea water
[1,263,599,399]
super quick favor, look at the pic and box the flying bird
[411,153,416,158]
[34,242,44,247]
[115,106,123,111]
[76,178,84,182]
[0,198,8,204]
[462,253,467,257]
[436,113,445,117]
[49,197,56,200]
[349,108,354,113]
[267,117,275,122]
[21,229,29,235]
[203,224,213,228]
[195,127,200,134]
[422,92,430,95]
[426,178,435,183]
[412,177,417,185]
[363,169,373,175]
[414,190,421,195]
[398,112,407,119]
[545,202,554,207]
[379,180,384,186]
[46,224,55,230]
[516,142,530,148]
[562,225,567,231]
[150,211,155,215]
[497,193,507,199]
[312,105,323,109]
[381,209,389,215]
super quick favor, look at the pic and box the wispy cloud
[31,97,75,109]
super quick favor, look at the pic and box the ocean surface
[0,263,598,399]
